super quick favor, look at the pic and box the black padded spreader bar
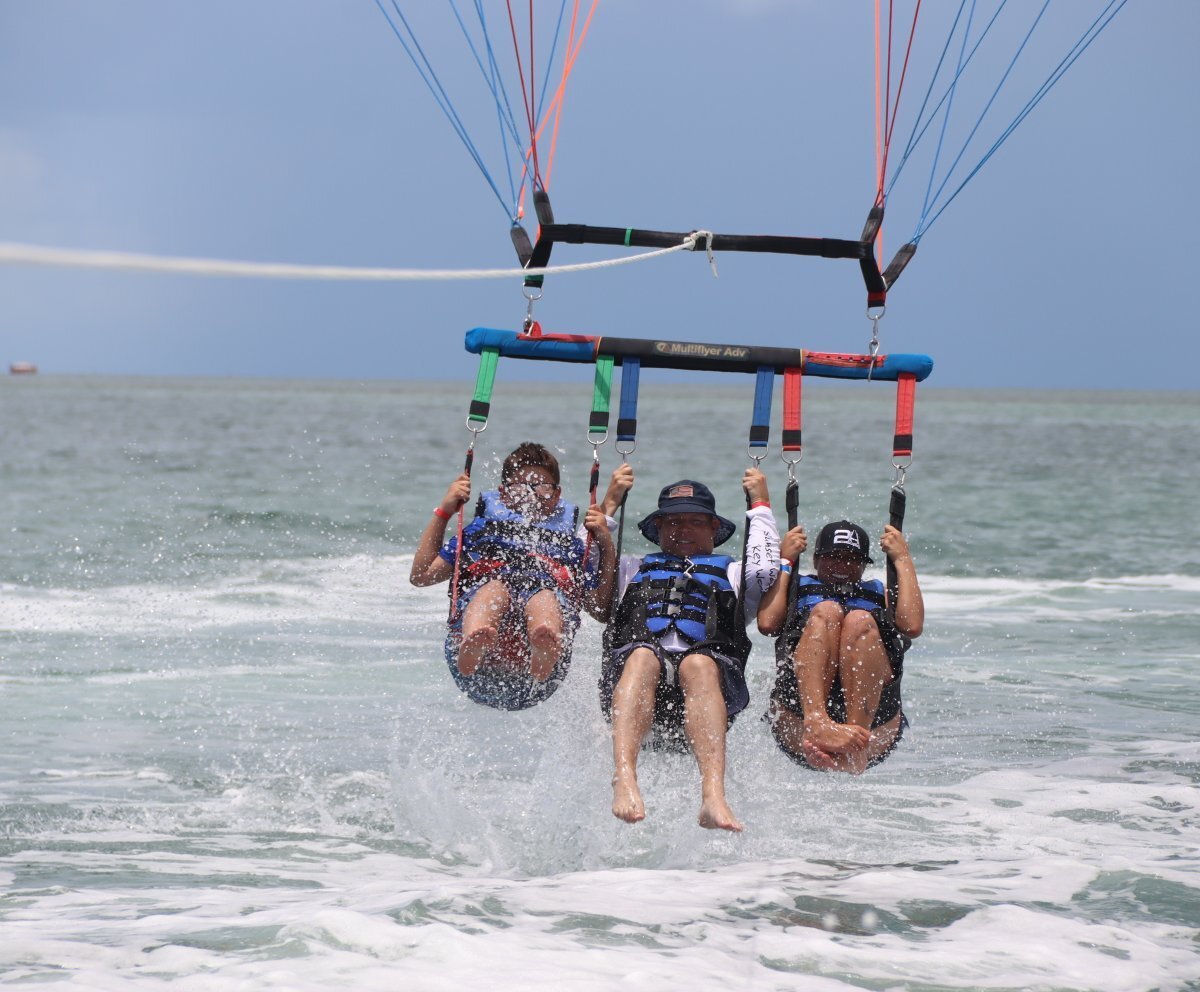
[521,201,890,304]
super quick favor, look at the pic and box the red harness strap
[893,372,916,459]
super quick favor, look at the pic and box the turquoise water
[1,375,1197,990]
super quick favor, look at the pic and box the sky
[1,1,1196,390]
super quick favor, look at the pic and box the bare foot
[612,771,645,823]
[457,625,496,675]
[799,738,841,771]
[526,622,562,681]
[802,713,870,755]
[698,796,744,832]
[801,737,871,774]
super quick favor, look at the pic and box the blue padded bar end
[465,328,596,364]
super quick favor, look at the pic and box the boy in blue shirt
[411,442,618,710]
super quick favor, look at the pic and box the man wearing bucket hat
[600,467,779,832]
[757,518,924,774]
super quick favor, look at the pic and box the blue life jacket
[775,573,887,659]
[791,574,887,614]
[452,490,587,597]
[609,553,751,663]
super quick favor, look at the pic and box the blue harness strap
[617,358,640,447]
[748,365,774,455]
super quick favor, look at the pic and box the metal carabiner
[782,451,803,481]
[522,286,543,333]
[865,309,884,382]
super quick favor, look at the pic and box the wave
[3,557,1197,637]
[0,555,426,636]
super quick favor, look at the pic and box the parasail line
[914,0,1130,240]
[377,1,514,221]
[0,236,709,282]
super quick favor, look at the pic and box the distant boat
[9,362,37,374]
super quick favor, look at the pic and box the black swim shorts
[599,641,749,752]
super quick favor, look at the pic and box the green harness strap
[467,346,500,427]
[589,354,614,439]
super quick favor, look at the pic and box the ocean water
[1,374,1197,991]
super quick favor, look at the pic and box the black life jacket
[608,553,752,664]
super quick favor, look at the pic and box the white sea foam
[3,560,1195,637]
[3,830,1195,992]
[0,556,423,639]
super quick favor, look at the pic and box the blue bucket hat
[637,480,737,548]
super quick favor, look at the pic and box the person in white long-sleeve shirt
[598,467,779,832]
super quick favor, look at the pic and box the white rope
[0,233,712,282]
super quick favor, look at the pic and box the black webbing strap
[606,487,627,627]
[538,223,869,257]
[782,366,802,532]
[737,487,752,631]
[510,224,534,268]
[524,216,887,302]
[886,485,907,622]
[885,371,915,619]
[606,359,639,624]
[522,188,556,289]
[882,242,918,289]
[448,442,475,625]
[580,355,614,586]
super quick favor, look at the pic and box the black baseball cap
[813,520,874,563]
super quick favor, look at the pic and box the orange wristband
[749,499,771,510]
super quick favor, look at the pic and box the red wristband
[433,506,453,522]
[749,499,771,510]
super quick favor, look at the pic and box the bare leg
[838,610,893,724]
[834,610,898,774]
[457,580,510,675]
[678,654,742,832]
[609,648,659,823]
[524,588,564,681]
[794,602,870,756]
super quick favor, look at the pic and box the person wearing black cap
[757,519,924,774]
[600,467,779,832]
